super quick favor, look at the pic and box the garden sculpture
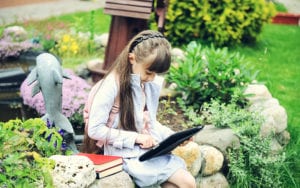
[27,53,78,153]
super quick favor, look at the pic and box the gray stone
[248,98,279,112]
[261,105,287,134]
[244,84,272,103]
[171,47,185,60]
[86,58,105,74]
[196,172,229,188]
[270,138,283,154]
[259,115,276,138]
[194,125,240,153]
[94,33,109,47]
[89,171,134,188]
[50,155,96,188]
[276,130,290,146]
[3,25,28,41]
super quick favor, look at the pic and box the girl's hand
[136,134,157,149]
[180,136,194,146]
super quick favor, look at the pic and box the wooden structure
[104,0,153,19]
[101,0,168,71]
[272,12,300,25]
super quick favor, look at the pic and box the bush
[0,118,66,187]
[201,100,286,187]
[166,41,256,109]
[164,0,276,46]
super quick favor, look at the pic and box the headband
[129,34,165,52]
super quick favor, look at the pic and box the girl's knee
[182,173,196,188]
[169,169,196,188]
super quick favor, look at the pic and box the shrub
[0,118,66,187]
[164,0,276,46]
[166,41,256,109]
[20,69,91,128]
[201,100,286,187]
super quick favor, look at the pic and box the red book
[78,153,123,172]
[96,164,123,179]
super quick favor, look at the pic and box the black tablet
[139,125,204,161]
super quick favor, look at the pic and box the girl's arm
[87,74,138,149]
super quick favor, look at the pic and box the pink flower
[20,69,91,119]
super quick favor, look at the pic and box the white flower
[234,68,240,75]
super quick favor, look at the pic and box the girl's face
[129,53,156,83]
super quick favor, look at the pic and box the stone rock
[196,172,229,188]
[94,33,109,47]
[259,115,276,138]
[3,25,28,41]
[244,84,272,103]
[89,171,134,188]
[171,47,185,59]
[270,138,283,154]
[261,105,287,134]
[77,31,90,41]
[199,145,224,176]
[86,58,105,74]
[249,98,279,112]
[75,63,90,80]
[172,142,202,176]
[194,125,240,153]
[276,130,290,146]
[248,97,288,137]
[50,155,96,188]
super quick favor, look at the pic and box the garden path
[277,0,300,14]
[0,0,104,25]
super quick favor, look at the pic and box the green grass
[2,8,111,35]
[230,24,300,186]
[273,1,288,12]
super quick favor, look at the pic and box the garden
[0,0,299,187]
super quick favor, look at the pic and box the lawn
[0,8,111,68]
[230,23,300,186]
[1,8,299,186]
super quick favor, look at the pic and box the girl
[83,30,196,188]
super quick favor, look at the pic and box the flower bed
[20,69,91,131]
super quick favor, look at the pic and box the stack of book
[78,153,123,179]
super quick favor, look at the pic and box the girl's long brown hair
[81,30,171,153]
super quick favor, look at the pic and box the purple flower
[20,69,91,123]
[0,38,41,60]
[58,129,65,136]
[46,118,53,128]
[61,141,67,151]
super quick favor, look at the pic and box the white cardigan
[87,73,174,158]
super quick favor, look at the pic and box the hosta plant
[166,41,257,109]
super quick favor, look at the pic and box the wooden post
[103,16,148,70]
[102,0,153,70]
[89,0,168,82]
